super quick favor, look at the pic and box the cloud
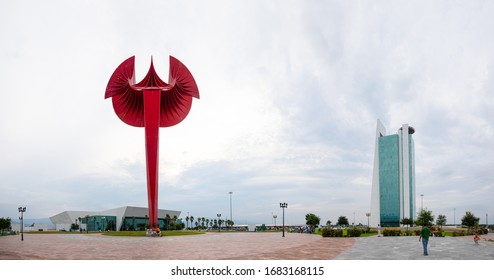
[0,1,493,226]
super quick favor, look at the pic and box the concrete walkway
[334,233,494,260]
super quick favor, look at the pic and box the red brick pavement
[0,232,355,260]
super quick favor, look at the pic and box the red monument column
[105,56,199,229]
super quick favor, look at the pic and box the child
[474,232,480,245]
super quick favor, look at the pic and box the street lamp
[217,213,221,232]
[454,208,456,228]
[366,213,371,232]
[280,203,288,237]
[18,207,26,241]
[229,191,233,230]
[353,212,356,228]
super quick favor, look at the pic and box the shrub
[382,229,401,236]
[452,231,466,237]
[347,228,364,237]
[321,228,343,237]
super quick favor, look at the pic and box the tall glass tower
[370,119,416,227]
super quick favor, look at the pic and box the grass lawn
[27,231,94,234]
[101,230,205,237]
[360,232,378,237]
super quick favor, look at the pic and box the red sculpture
[105,56,200,229]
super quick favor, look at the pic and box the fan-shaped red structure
[105,56,200,229]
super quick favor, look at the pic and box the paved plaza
[0,232,492,260]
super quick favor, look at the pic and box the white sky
[1,0,493,226]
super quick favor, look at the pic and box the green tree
[185,216,190,229]
[305,213,321,228]
[337,216,349,227]
[165,214,171,230]
[326,220,332,227]
[415,209,434,227]
[70,223,79,231]
[436,215,447,229]
[0,217,12,232]
[461,211,479,228]
[400,218,414,231]
[190,216,194,229]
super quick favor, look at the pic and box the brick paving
[2,232,492,260]
[0,232,354,260]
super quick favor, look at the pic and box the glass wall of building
[408,135,415,219]
[120,217,167,231]
[379,135,400,227]
[83,215,117,232]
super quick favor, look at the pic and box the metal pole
[280,203,287,237]
[366,213,370,232]
[282,207,285,237]
[18,207,26,241]
[229,192,233,230]
[21,211,24,241]
[420,194,424,211]
[454,208,456,228]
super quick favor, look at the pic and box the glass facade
[120,217,167,231]
[408,135,415,219]
[83,215,117,232]
[378,135,401,227]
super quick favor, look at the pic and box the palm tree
[206,219,210,229]
[201,217,205,227]
[190,216,194,229]
[185,216,190,229]
[165,214,171,230]
[172,215,178,230]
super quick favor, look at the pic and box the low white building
[50,206,181,232]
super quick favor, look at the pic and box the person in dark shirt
[419,226,431,256]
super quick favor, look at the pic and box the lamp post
[454,208,456,228]
[229,191,233,230]
[366,213,371,232]
[280,203,288,237]
[353,212,356,228]
[486,213,488,227]
[18,207,26,241]
[217,213,221,232]
[273,214,277,228]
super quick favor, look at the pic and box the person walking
[419,225,431,256]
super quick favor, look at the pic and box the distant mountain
[11,218,54,227]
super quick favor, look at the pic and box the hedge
[321,228,364,237]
